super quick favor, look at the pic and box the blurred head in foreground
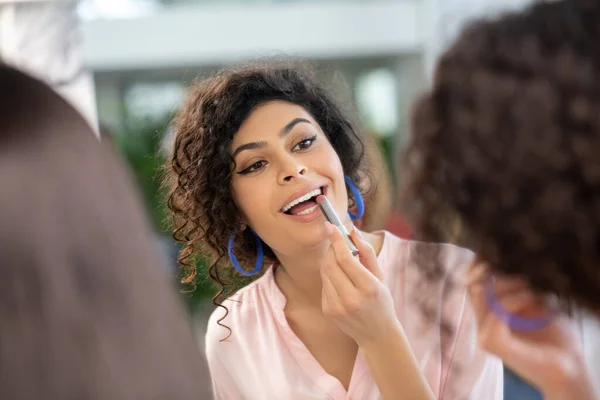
[402,0,600,315]
[0,65,209,399]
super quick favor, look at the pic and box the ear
[237,212,250,230]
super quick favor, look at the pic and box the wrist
[358,320,405,353]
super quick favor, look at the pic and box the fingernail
[353,226,362,237]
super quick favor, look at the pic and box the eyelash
[292,135,317,151]
[238,135,318,175]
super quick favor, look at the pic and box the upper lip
[280,184,326,213]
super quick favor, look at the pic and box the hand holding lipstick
[465,261,596,399]
[320,222,400,348]
[322,223,436,399]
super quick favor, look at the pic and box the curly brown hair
[401,0,600,313]
[164,59,368,327]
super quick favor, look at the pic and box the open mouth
[281,186,325,216]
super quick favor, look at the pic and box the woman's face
[230,100,351,258]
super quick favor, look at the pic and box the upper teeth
[282,188,322,212]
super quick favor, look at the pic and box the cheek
[317,146,348,203]
[232,179,272,225]
[314,143,344,176]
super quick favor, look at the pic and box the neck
[273,243,328,310]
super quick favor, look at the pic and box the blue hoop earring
[344,175,364,221]
[484,276,553,331]
[227,228,264,277]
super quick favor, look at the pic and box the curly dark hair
[401,0,600,313]
[164,59,368,330]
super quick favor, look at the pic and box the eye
[238,160,267,175]
[292,135,317,151]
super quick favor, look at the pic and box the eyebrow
[231,117,312,159]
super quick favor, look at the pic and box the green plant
[112,116,217,314]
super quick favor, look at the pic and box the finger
[494,290,538,314]
[467,272,537,321]
[466,279,520,360]
[322,238,357,298]
[464,260,531,296]
[465,260,492,329]
[323,259,356,299]
[320,268,340,310]
[350,227,383,280]
[481,316,574,380]
[463,260,490,286]
[466,280,489,329]
[326,222,375,288]
[495,290,556,321]
[480,268,548,314]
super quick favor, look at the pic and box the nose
[277,155,307,185]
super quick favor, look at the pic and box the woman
[401,0,600,399]
[0,65,209,398]
[165,60,502,399]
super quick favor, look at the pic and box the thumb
[350,227,383,280]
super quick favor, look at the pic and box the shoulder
[379,231,476,341]
[205,270,276,358]
[205,281,259,348]
[378,232,503,397]
[378,230,474,282]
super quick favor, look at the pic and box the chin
[296,223,330,249]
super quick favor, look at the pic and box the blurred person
[0,64,210,399]
[164,59,503,400]
[401,0,600,399]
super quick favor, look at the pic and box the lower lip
[283,204,323,222]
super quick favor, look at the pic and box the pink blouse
[205,231,503,399]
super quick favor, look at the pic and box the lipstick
[316,195,359,256]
